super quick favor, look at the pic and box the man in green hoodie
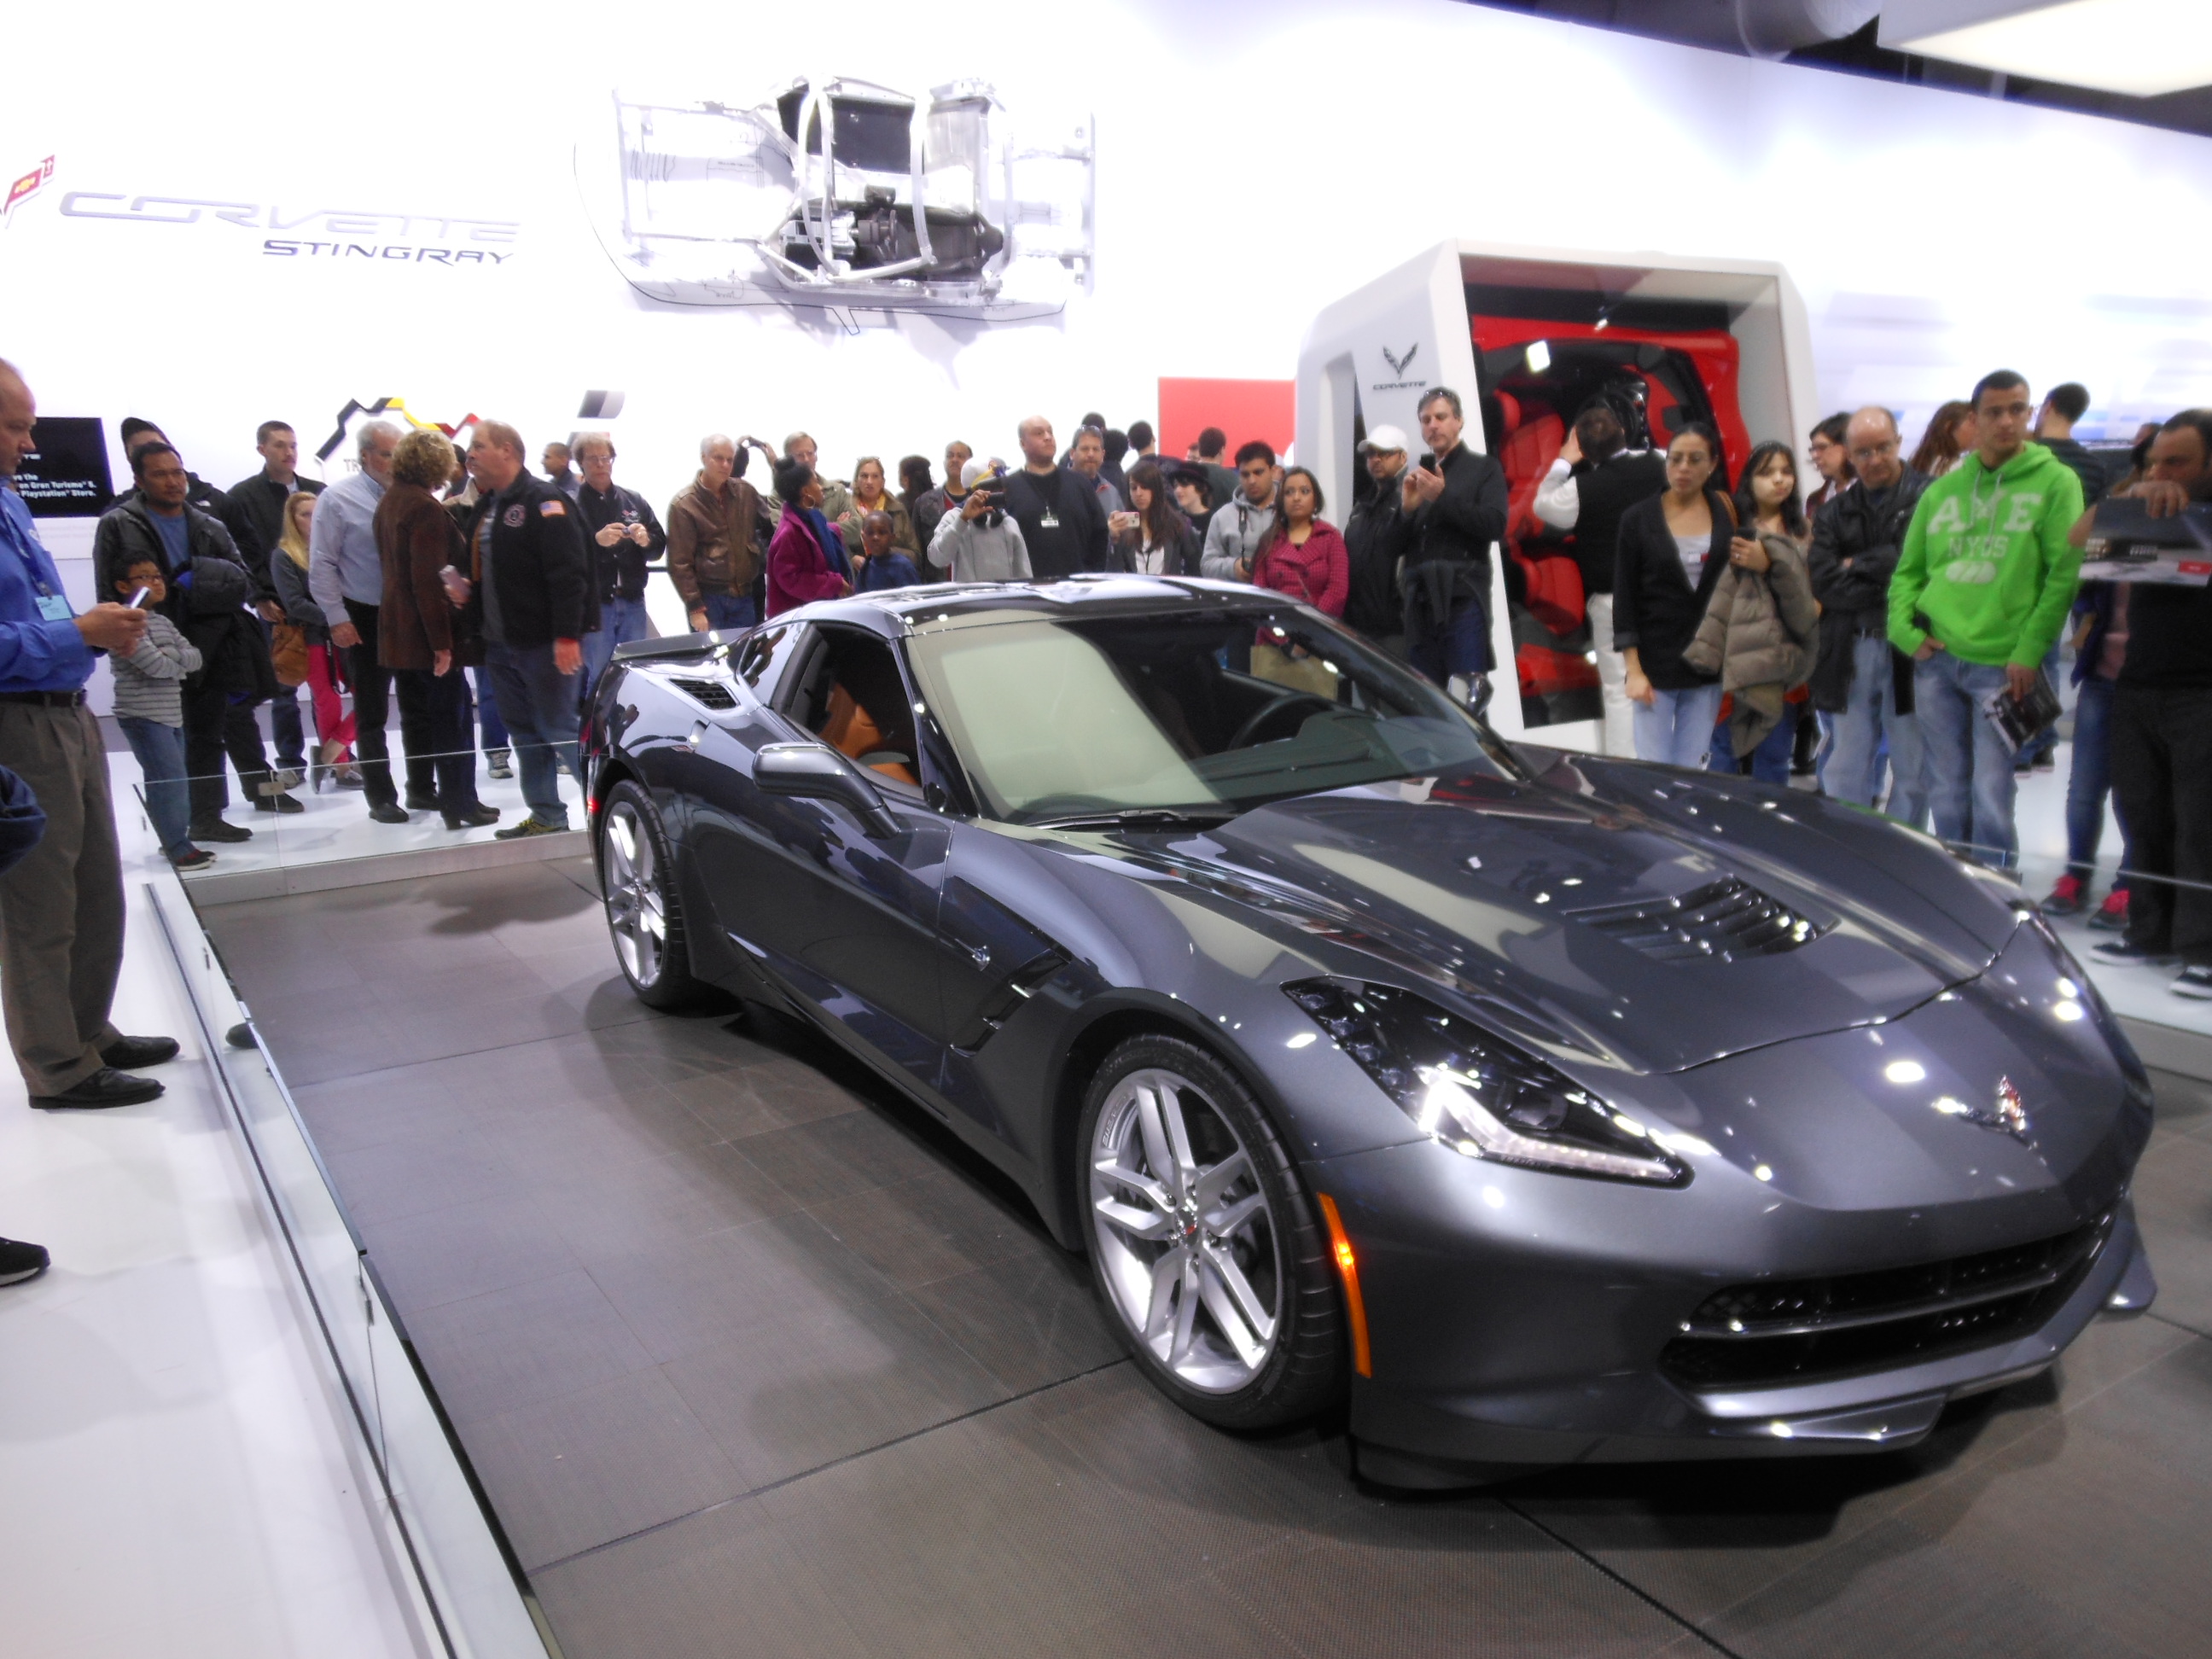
[1889,370,2085,868]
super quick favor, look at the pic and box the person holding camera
[1400,387,1508,701]
[1112,462,1199,576]
[572,432,667,701]
[928,459,1032,582]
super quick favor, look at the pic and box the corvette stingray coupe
[581,577,2155,1485]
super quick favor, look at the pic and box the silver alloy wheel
[1090,1066,1281,1393]
[602,800,666,987]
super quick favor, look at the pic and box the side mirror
[754,742,902,839]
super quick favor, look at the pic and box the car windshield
[904,606,1511,824]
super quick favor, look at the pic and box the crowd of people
[0,345,2210,1281]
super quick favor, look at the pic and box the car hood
[1079,767,2009,1074]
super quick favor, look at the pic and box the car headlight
[1284,978,1689,1185]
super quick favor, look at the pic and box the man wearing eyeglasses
[1808,407,1930,826]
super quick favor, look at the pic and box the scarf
[801,506,852,579]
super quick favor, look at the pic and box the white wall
[5,0,2210,538]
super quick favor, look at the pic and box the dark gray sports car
[581,576,2156,1485]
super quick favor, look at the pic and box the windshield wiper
[1027,807,1239,832]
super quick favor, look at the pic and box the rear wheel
[1079,1033,1344,1430]
[598,781,702,1009]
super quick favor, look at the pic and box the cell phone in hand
[1419,453,1440,473]
[127,587,150,609]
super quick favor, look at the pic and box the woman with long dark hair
[1247,467,1349,695]
[1685,439,1819,783]
[1910,400,1977,478]
[1613,423,1732,767]
[1113,461,1199,575]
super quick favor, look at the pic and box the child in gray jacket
[108,556,209,870]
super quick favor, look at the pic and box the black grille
[664,676,736,709]
[1660,1218,2112,1391]
[1571,876,1819,963]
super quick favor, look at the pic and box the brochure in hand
[1979,669,2063,755]
[2077,498,2212,585]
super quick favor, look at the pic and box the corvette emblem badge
[1989,1076,2029,1138]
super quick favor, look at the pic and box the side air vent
[1571,876,1819,963]
[664,677,736,710]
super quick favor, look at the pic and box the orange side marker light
[1315,1192,1372,1378]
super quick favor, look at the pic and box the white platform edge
[184,828,590,907]
[145,872,557,1659]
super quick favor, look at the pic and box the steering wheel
[1229,691,1338,750]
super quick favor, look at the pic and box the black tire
[1077,1033,1344,1431]
[597,780,704,1010]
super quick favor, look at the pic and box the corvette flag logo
[3,157,54,225]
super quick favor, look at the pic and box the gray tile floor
[201,862,2212,1659]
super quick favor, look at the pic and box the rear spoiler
[610,632,739,666]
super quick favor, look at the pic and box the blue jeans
[119,716,192,858]
[1407,597,1491,684]
[580,596,655,707]
[470,666,508,753]
[1633,683,1722,770]
[2064,672,2132,881]
[1915,651,2018,868]
[1709,701,1796,784]
[268,688,306,771]
[1824,633,1929,830]
[485,640,583,828]
[701,591,757,633]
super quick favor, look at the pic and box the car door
[701,623,956,1093]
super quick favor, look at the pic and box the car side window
[780,625,923,797]
[736,625,795,700]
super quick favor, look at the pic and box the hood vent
[1571,876,1819,963]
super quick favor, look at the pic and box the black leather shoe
[32,1068,165,1109]
[445,804,502,830]
[0,1237,49,1287]
[190,818,253,843]
[253,792,306,814]
[405,790,440,812]
[100,1034,179,1069]
[367,801,410,824]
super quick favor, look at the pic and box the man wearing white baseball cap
[1344,425,1412,655]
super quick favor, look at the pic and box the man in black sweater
[1001,416,1109,579]
[1807,408,1930,825]
[1400,388,1507,702]
[1532,404,1666,754]
[1343,425,1412,654]
[2091,409,2212,999]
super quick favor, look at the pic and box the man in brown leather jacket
[666,434,767,632]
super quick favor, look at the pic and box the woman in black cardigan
[1613,424,1732,768]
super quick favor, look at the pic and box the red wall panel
[1156,378,1295,461]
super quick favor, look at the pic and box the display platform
[195,846,2212,1659]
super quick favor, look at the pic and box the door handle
[968,945,992,969]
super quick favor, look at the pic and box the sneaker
[261,770,305,795]
[2088,888,2130,932]
[2174,965,2212,999]
[335,765,366,790]
[493,816,568,840]
[169,847,215,872]
[487,750,514,780]
[0,1237,49,1287]
[189,818,253,843]
[2091,938,2174,965]
[2040,872,2086,917]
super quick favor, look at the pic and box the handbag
[269,621,309,687]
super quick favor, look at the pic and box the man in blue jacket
[0,358,183,1159]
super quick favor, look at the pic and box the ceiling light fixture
[1878,0,2212,97]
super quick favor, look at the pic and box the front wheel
[598,781,702,1009]
[1079,1033,1344,1431]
